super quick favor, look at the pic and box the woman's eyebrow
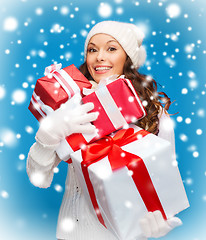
[107,40,118,44]
[88,42,96,46]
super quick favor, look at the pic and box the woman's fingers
[73,123,97,134]
[77,102,95,115]
[139,217,151,238]
[167,217,182,228]
[153,210,171,236]
[139,210,174,238]
[140,210,182,239]
[74,112,98,125]
[146,211,160,238]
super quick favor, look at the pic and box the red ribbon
[65,133,88,164]
[81,128,167,227]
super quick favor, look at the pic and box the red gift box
[82,78,146,138]
[56,78,147,162]
[28,63,92,121]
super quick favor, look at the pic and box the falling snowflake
[170,33,178,42]
[165,57,176,67]
[16,133,21,139]
[160,117,175,132]
[53,167,59,173]
[188,71,196,78]
[60,6,70,15]
[12,89,27,104]
[1,190,9,199]
[151,156,156,161]
[179,134,188,142]
[189,79,198,89]
[187,145,197,152]
[5,49,10,54]
[50,23,64,33]
[0,128,17,147]
[128,96,135,102]
[30,172,45,186]
[60,218,75,232]
[185,118,191,124]
[3,17,18,31]
[22,82,29,88]
[25,126,34,134]
[54,184,63,192]
[80,29,88,37]
[188,26,192,31]
[181,88,188,94]
[176,116,183,122]
[166,3,181,18]
[197,109,205,117]
[193,151,199,158]
[142,100,148,107]
[184,44,195,54]
[125,201,133,208]
[116,7,123,14]
[196,129,202,135]
[98,3,113,18]
[65,52,72,61]
[185,178,193,185]
[38,50,46,58]
[35,7,43,15]
[121,152,126,157]
[19,154,25,160]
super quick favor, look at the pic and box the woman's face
[86,33,127,83]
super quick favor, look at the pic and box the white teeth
[95,67,111,71]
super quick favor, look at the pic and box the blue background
[0,0,205,239]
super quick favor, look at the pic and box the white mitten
[36,94,98,146]
[139,210,182,238]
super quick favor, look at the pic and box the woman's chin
[93,73,114,83]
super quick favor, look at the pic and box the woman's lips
[94,66,112,74]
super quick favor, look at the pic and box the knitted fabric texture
[84,21,147,68]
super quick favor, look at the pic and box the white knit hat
[84,21,147,69]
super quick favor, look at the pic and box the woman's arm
[26,140,61,188]
[27,94,98,188]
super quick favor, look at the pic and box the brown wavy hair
[79,57,171,135]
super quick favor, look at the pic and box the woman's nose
[96,50,105,62]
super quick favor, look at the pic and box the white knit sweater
[26,111,175,240]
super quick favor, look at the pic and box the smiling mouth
[94,66,112,71]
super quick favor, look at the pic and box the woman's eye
[88,48,97,53]
[108,47,117,51]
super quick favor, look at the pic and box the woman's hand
[36,94,98,146]
[139,210,182,238]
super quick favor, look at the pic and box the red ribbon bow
[81,128,167,227]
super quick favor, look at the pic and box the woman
[27,21,182,240]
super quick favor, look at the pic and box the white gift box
[71,125,189,240]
